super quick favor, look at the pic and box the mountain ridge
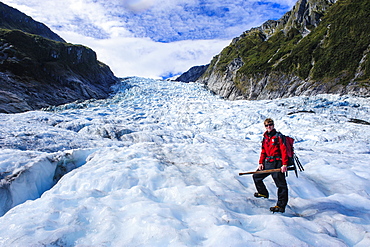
[194,0,370,99]
[0,2,65,42]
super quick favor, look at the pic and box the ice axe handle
[239,167,295,176]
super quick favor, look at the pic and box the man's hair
[264,118,274,125]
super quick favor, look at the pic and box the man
[253,118,288,213]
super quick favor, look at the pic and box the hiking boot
[254,192,268,199]
[270,206,285,213]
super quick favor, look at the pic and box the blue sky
[2,0,296,78]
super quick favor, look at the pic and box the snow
[0,77,370,246]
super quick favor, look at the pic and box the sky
[0,77,370,245]
[2,0,297,78]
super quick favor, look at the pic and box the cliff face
[0,3,119,113]
[197,0,370,100]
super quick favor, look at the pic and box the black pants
[253,161,288,208]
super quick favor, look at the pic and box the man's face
[265,122,274,132]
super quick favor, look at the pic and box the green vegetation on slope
[207,0,370,92]
[279,0,370,83]
[0,29,97,80]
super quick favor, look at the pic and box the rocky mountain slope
[175,65,209,83]
[195,0,370,100]
[0,2,119,113]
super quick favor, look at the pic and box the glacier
[0,77,370,246]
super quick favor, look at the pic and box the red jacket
[259,130,289,166]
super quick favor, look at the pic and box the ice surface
[0,77,369,246]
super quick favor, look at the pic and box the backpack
[275,132,304,177]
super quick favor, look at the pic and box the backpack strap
[275,131,286,145]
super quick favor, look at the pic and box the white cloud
[59,31,230,78]
[122,0,156,13]
[3,0,295,41]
